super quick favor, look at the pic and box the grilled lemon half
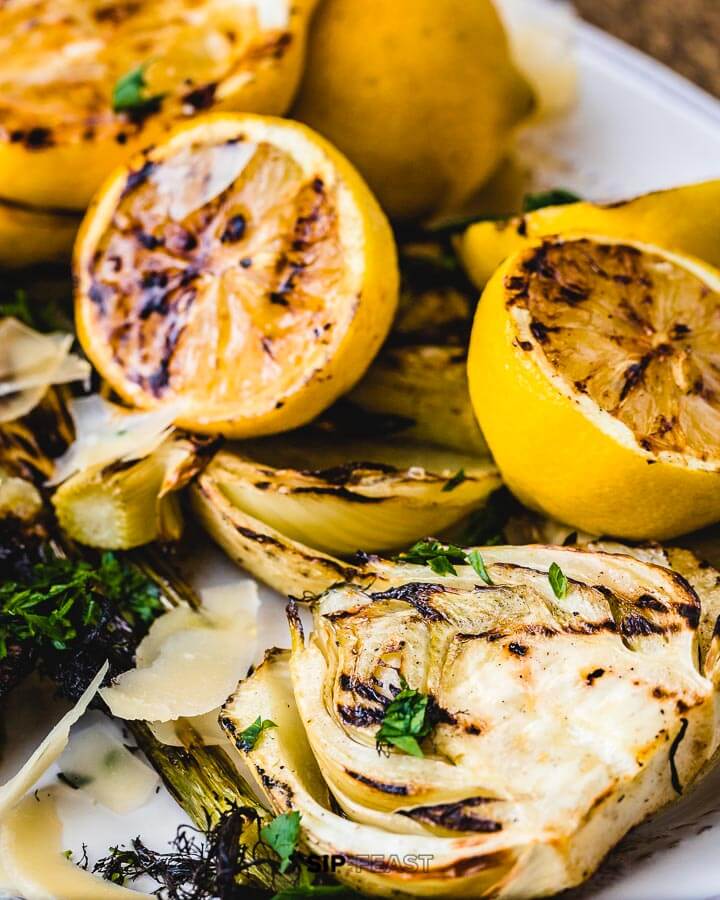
[75,114,398,437]
[469,236,720,540]
[0,0,317,209]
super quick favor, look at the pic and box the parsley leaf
[112,63,165,113]
[398,540,495,584]
[0,289,35,327]
[273,865,352,898]
[375,678,432,758]
[466,549,493,585]
[398,539,466,576]
[0,551,162,659]
[548,562,568,599]
[522,188,581,213]
[237,716,277,752]
[441,469,466,492]
[261,811,302,874]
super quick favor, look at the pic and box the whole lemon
[293,0,534,220]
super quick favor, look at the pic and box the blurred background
[573,0,720,96]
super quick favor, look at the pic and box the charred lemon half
[0,0,317,209]
[75,114,398,437]
[469,236,720,540]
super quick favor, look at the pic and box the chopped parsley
[398,539,466,575]
[237,716,277,752]
[0,289,34,327]
[0,287,73,332]
[548,562,568,599]
[261,811,302,874]
[441,469,466,492]
[273,866,351,898]
[466,549,493,585]
[112,63,165,113]
[399,539,493,583]
[522,188,581,213]
[0,550,162,659]
[375,678,432,758]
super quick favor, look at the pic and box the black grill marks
[586,668,605,686]
[302,461,397,485]
[370,583,447,622]
[339,674,390,707]
[9,127,54,149]
[635,594,668,613]
[21,127,54,150]
[122,161,156,197]
[182,83,217,111]
[337,704,385,727]
[344,770,409,796]
[221,214,247,243]
[507,642,528,657]
[399,797,502,833]
[253,765,294,805]
[620,614,664,638]
[88,281,109,309]
[93,2,141,23]
[675,602,701,629]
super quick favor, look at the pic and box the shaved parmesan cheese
[0,789,147,899]
[48,395,178,485]
[58,723,159,814]
[151,142,257,222]
[101,582,258,722]
[0,662,108,818]
[149,709,227,748]
[249,0,289,30]
[0,318,90,424]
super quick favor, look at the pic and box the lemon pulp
[508,239,720,465]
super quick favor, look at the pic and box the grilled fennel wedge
[191,437,500,594]
[347,237,486,455]
[52,432,216,549]
[222,546,720,898]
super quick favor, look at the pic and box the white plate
[4,15,720,900]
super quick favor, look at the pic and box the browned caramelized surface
[86,137,349,421]
[0,0,290,145]
[506,239,720,461]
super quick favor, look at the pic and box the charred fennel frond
[52,433,217,550]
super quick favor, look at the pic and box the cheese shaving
[101,582,258,722]
[150,141,257,222]
[148,709,228,748]
[250,0,290,30]
[48,394,178,486]
[0,662,108,818]
[0,318,90,424]
[0,789,148,899]
[58,723,160,814]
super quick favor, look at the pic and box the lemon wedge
[469,235,720,540]
[75,113,398,437]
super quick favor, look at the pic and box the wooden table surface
[573,0,720,97]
